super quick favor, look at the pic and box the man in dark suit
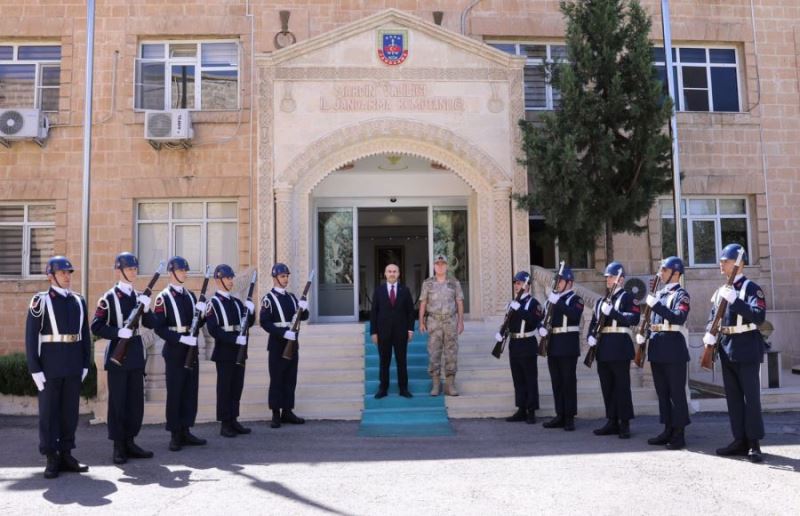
[370,263,416,399]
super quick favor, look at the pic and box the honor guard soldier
[418,254,465,396]
[703,243,767,463]
[206,264,255,438]
[25,256,91,479]
[540,266,584,431]
[641,257,691,450]
[91,252,155,464]
[260,263,309,429]
[589,262,640,439]
[496,271,544,424]
[153,256,207,451]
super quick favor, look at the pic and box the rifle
[634,274,661,368]
[538,261,565,357]
[583,270,623,368]
[183,265,212,370]
[235,270,258,367]
[109,261,165,366]
[282,270,315,361]
[491,274,531,359]
[700,247,746,371]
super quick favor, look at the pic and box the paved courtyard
[0,413,798,515]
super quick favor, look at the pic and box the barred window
[488,42,567,110]
[0,203,55,276]
[653,47,740,112]
[0,44,61,112]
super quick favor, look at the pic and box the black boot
[666,428,686,450]
[647,426,672,446]
[526,410,537,424]
[59,451,89,473]
[593,419,619,436]
[220,421,237,438]
[543,416,565,429]
[716,439,748,457]
[618,420,631,439]
[126,438,154,459]
[43,453,60,479]
[270,410,282,428]
[182,428,207,446]
[563,416,575,432]
[231,419,251,435]
[505,408,526,422]
[281,409,305,425]
[747,440,764,463]
[169,432,183,451]
[113,441,127,464]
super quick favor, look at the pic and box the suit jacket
[370,282,415,343]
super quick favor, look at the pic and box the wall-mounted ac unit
[0,109,50,146]
[144,109,193,148]
[623,275,653,303]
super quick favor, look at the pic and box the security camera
[390,197,397,203]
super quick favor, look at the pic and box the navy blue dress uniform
[705,244,768,462]
[260,263,309,428]
[504,271,545,424]
[591,262,641,438]
[206,265,256,437]
[644,257,691,449]
[542,267,584,431]
[90,252,156,463]
[25,256,91,479]
[153,256,206,450]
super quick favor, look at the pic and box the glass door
[432,207,470,312]
[315,208,358,321]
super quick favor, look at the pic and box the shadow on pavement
[5,471,116,507]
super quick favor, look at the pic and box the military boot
[220,421,237,438]
[618,420,631,439]
[430,376,441,396]
[647,426,672,446]
[281,410,305,425]
[270,410,282,429]
[59,451,89,473]
[593,419,620,436]
[43,453,60,479]
[112,441,127,464]
[182,428,207,446]
[747,440,764,463]
[444,375,459,396]
[543,416,565,429]
[563,416,576,432]
[231,419,251,435]
[666,428,686,450]
[526,410,537,424]
[505,408,526,422]
[716,439,748,457]
[169,432,183,451]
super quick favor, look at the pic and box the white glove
[235,335,247,346]
[81,368,88,382]
[284,330,297,341]
[719,285,737,304]
[547,292,560,305]
[245,300,255,314]
[600,301,613,316]
[179,335,198,347]
[509,301,521,311]
[494,332,504,342]
[588,335,597,347]
[195,301,207,313]
[137,294,151,312]
[117,327,133,339]
[635,333,646,345]
[645,294,658,308]
[298,300,309,311]
[702,332,717,346]
[538,327,548,338]
[31,372,46,392]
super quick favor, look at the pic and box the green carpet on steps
[358,322,454,437]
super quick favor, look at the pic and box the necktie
[389,284,396,306]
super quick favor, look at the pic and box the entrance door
[316,208,357,321]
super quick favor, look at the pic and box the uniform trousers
[597,360,634,422]
[216,361,245,422]
[547,356,578,417]
[509,352,539,411]
[107,366,145,441]
[268,345,298,409]
[719,350,764,440]
[38,375,82,455]
[164,358,199,432]
[650,362,690,429]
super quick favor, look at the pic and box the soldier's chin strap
[50,272,65,290]
[120,267,133,283]
[171,270,185,284]
[222,278,232,292]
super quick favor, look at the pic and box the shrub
[0,352,97,399]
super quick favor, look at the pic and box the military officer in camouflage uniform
[418,254,464,396]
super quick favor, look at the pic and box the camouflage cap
[434,254,448,263]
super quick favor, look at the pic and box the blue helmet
[115,252,139,270]
[46,256,74,275]
[559,266,575,282]
[271,263,291,277]
[660,256,684,275]
[513,270,530,283]
[720,243,747,264]
[214,264,235,279]
[604,261,625,277]
[167,256,190,272]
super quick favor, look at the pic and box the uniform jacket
[260,288,309,352]
[153,285,203,364]
[591,288,640,362]
[207,291,256,362]
[546,290,584,358]
[91,283,156,370]
[706,275,767,363]
[507,293,544,358]
[647,283,690,363]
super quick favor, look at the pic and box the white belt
[221,325,241,332]
[600,327,632,336]
[273,322,291,328]
[720,323,757,335]
[509,331,536,339]
[40,334,79,343]
[551,326,580,334]
[650,323,686,332]
[168,326,190,333]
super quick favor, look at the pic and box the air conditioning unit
[623,275,653,303]
[0,109,50,145]
[144,109,193,146]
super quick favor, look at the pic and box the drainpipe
[80,0,96,297]
[461,0,483,35]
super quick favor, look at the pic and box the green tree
[518,0,674,262]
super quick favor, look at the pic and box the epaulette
[96,296,110,311]
[29,292,47,317]
[261,295,272,310]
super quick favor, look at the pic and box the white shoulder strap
[736,280,751,327]
[106,288,123,328]
[269,292,287,324]
[160,288,183,328]
[212,296,230,328]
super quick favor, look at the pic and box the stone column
[274,183,294,270]
[491,182,513,313]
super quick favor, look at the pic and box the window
[0,44,61,112]
[660,198,750,266]
[135,41,239,111]
[0,203,55,276]
[135,200,238,273]
[653,47,740,112]
[488,42,567,110]
[529,215,591,269]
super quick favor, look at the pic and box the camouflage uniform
[420,277,463,377]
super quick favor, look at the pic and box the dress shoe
[374,389,388,399]
[716,439,748,457]
[281,410,305,425]
[563,417,575,432]
[182,429,207,446]
[399,390,413,398]
[747,440,764,463]
[505,408,526,422]
[169,432,183,451]
[126,438,154,459]
[270,410,282,428]
[593,420,620,436]
[665,429,686,450]
[231,420,251,434]
[59,451,89,473]
[113,441,128,464]
[618,420,631,439]
[43,453,60,479]
[543,416,565,429]
[647,426,672,446]
[526,411,537,424]
[220,422,237,438]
